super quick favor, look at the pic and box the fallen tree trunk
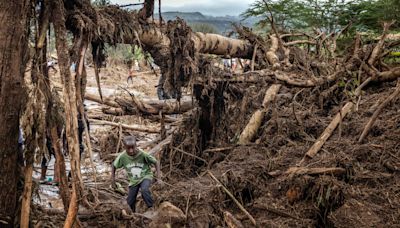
[191,32,253,58]
[68,6,253,59]
[115,95,194,115]
[85,93,194,115]
[84,93,119,108]
[133,21,254,59]
[89,119,160,133]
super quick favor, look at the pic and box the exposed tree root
[359,80,400,142]
[238,84,281,144]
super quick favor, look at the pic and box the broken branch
[303,77,372,160]
[238,84,281,144]
[358,80,400,142]
[149,134,173,156]
[208,171,257,226]
[268,167,347,177]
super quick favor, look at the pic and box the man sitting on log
[111,136,161,213]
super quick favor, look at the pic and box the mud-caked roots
[156,77,400,227]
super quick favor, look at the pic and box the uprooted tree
[0,0,400,227]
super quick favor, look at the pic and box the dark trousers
[127,179,153,212]
[42,137,55,168]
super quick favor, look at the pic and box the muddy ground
[31,62,400,228]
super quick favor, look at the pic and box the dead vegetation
[154,77,400,227]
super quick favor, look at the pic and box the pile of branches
[153,19,400,228]
[67,2,400,226]
[19,0,400,227]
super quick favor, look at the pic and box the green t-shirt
[113,149,157,186]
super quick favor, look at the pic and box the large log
[68,6,254,59]
[191,32,253,58]
[85,93,194,115]
[89,119,160,133]
[133,21,254,58]
[85,93,119,108]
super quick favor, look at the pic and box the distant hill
[154,11,259,34]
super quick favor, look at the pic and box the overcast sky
[110,0,256,16]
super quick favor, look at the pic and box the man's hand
[154,174,165,186]
[157,179,165,187]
